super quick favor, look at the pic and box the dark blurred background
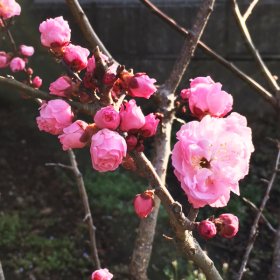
[0,0,279,279]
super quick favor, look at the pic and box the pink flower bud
[94,106,120,130]
[217,213,239,239]
[32,76,42,88]
[49,76,73,97]
[126,135,138,151]
[91,268,113,280]
[87,55,96,73]
[63,44,90,72]
[19,45,34,57]
[39,16,71,48]
[9,57,25,72]
[103,72,116,85]
[58,120,88,151]
[0,51,11,68]
[198,220,217,240]
[133,190,155,218]
[140,113,160,138]
[90,129,127,172]
[181,76,233,119]
[36,100,73,135]
[120,100,145,132]
[0,0,21,19]
[125,73,157,99]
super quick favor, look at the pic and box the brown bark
[271,216,280,280]
[129,0,216,279]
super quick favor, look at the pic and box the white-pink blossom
[171,113,254,208]
[0,0,21,19]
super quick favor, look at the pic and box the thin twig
[231,0,280,94]
[237,148,280,280]
[65,0,114,61]
[243,0,259,22]
[2,19,17,53]
[45,162,74,170]
[0,261,5,280]
[174,117,186,125]
[47,150,101,269]
[139,0,278,108]
[67,149,101,269]
[271,214,280,280]
[0,76,99,115]
[241,196,276,233]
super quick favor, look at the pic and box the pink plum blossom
[120,100,145,132]
[181,76,233,119]
[9,57,25,72]
[49,76,72,97]
[63,44,90,71]
[90,129,127,172]
[133,190,154,218]
[125,73,157,99]
[217,213,239,239]
[36,100,73,135]
[198,220,217,240]
[171,113,254,208]
[32,76,42,88]
[91,268,113,280]
[94,106,120,130]
[140,113,159,137]
[58,120,88,151]
[0,0,21,19]
[0,51,10,68]
[19,45,34,57]
[39,16,71,48]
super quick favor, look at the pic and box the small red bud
[32,76,42,89]
[133,190,155,218]
[216,213,239,239]
[126,135,138,151]
[198,220,217,240]
[26,67,33,76]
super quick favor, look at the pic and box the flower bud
[125,135,138,151]
[217,213,239,239]
[32,76,42,88]
[91,268,113,280]
[133,190,154,218]
[198,220,217,240]
[10,57,25,72]
[49,76,73,97]
[94,106,120,130]
[0,51,11,68]
[140,113,160,138]
[19,45,34,57]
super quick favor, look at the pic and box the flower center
[199,157,210,169]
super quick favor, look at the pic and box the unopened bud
[133,190,155,218]
[198,220,217,240]
[216,213,239,239]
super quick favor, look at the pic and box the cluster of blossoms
[172,76,254,208]
[91,268,113,280]
[0,0,42,88]
[35,16,159,173]
[198,213,239,239]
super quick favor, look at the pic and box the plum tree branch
[67,149,101,269]
[231,0,280,95]
[65,0,114,61]
[129,0,215,278]
[0,76,99,115]
[131,151,222,280]
[237,147,280,280]
[139,0,278,109]
[0,261,5,280]
[243,0,259,22]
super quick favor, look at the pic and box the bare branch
[237,148,280,280]
[0,76,100,115]
[241,197,276,233]
[131,151,222,280]
[67,149,101,269]
[47,150,101,269]
[0,261,5,280]
[139,0,278,109]
[65,0,114,60]
[271,215,280,280]
[231,0,280,94]
[243,0,260,22]
[130,1,214,278]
